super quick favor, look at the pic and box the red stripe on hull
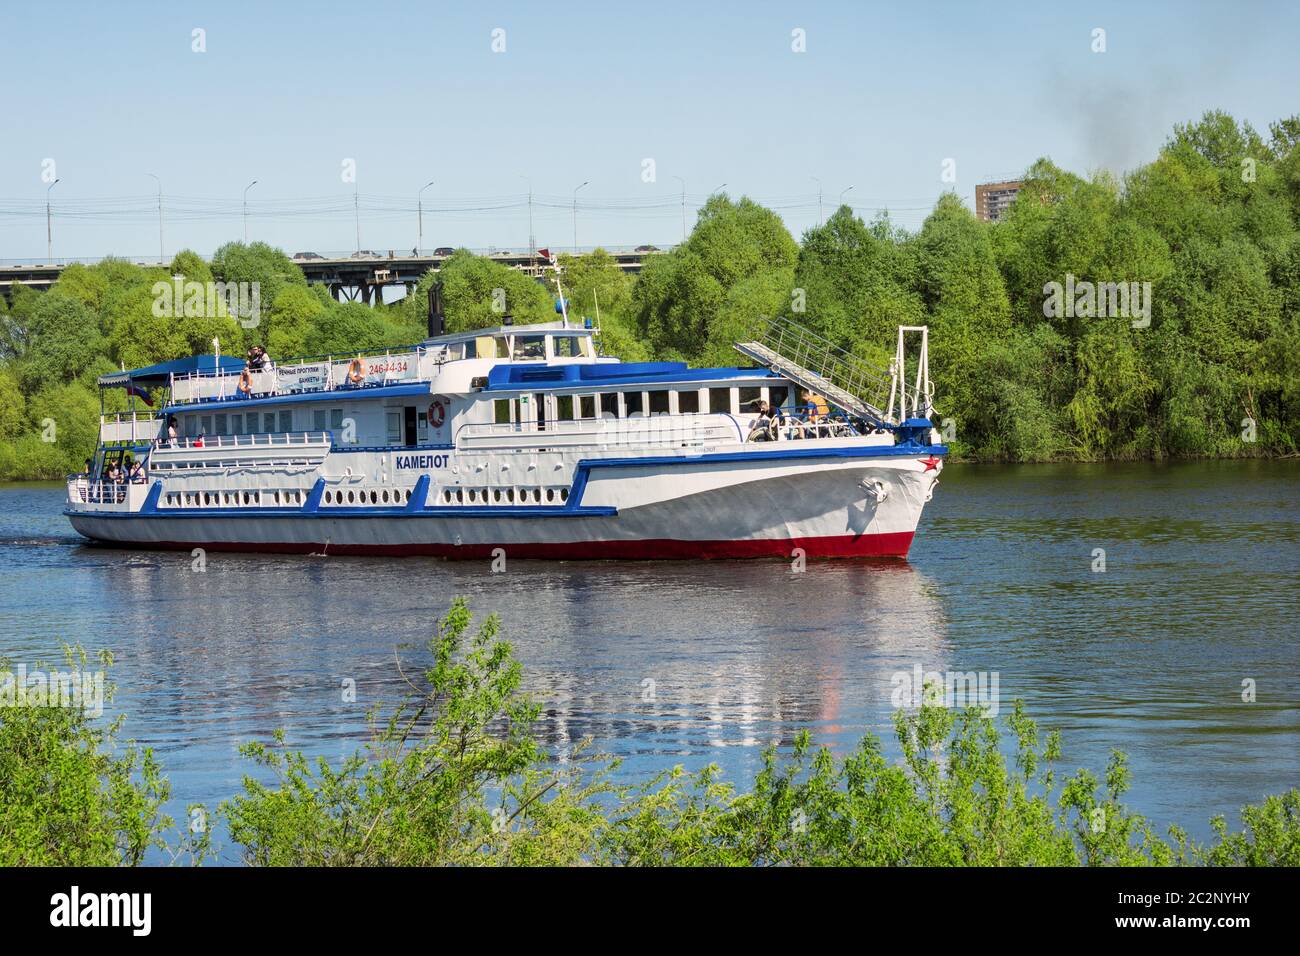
[85,532,915,560]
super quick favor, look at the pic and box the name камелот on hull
[65,259,946,560]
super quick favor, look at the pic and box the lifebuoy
[427,399,446,428]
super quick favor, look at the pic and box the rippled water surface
[1,460,1296,861]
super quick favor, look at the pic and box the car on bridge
[292,251,324,260]
[433,247,455,257]
[635,244,661,253]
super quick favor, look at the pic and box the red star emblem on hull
[918,456,941,472]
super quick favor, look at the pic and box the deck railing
[66,478,149,510]
[156,431,332,451]
[168,344,453,405]
[100,413,165,444]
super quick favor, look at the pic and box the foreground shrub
[224,600,1299,866]
[0,647,183,865]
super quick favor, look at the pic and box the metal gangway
[735,317,934,427]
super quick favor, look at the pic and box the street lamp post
[145,173,164,263]
[243,180,258,243]
[840,185,855,209]
[353,181,361,254]
[672,176,686,242]
[46,178,60,263]
[418,180,435,255]
[572,180,588,253]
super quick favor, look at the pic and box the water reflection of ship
[524,559,951,758]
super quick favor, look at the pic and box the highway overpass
[0,247,665,303]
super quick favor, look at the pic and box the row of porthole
[166,490,306,508]
[441,487,570,506]
[322,488,414,506]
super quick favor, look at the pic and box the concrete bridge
[0,246,664,303]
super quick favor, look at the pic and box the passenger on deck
[248,345,271,370]
[166,415,179,446]
[802,389,830,429]
[746,400,777,442]
[128,458,145,483]
[347,355,367,386]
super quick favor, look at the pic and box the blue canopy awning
[98,355,246,388]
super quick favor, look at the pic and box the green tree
[210,241,306,308]
[18,294,104,392]
[633,195,799,360]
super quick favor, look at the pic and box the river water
[1,460,1296,861]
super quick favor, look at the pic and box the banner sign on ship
[277,362,330,392]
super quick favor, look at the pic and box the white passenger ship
[66,292,946,559]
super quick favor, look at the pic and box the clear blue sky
[4,0,1297,260]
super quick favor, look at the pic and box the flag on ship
[125,383,154,406]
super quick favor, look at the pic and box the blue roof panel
[485,362,777,391]
[99,355,246,387]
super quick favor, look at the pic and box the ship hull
[66,451,939,561]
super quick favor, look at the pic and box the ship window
[677,390,700,414]
[313,409,327,432]
[599,393,620,418]
[648,390,670,415]
[554,336,580,358]
[214,413,228,435]
[185,415,197,435]
[513,335,545,361]
[279,410,293,433]
[579,337,595,357]
[625,392,644,416]
[708,388,732,414]
[330,408,345,430]
[263,413,276,433]
[739,387,762,411]
[201,415,213,436]
[495,337,510,358]
[579,395,596,419]
[387,411,402,444]
[232,415,245,436]
[494,400,511,424]
[769,386,789,409]
[556,395,575,420]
